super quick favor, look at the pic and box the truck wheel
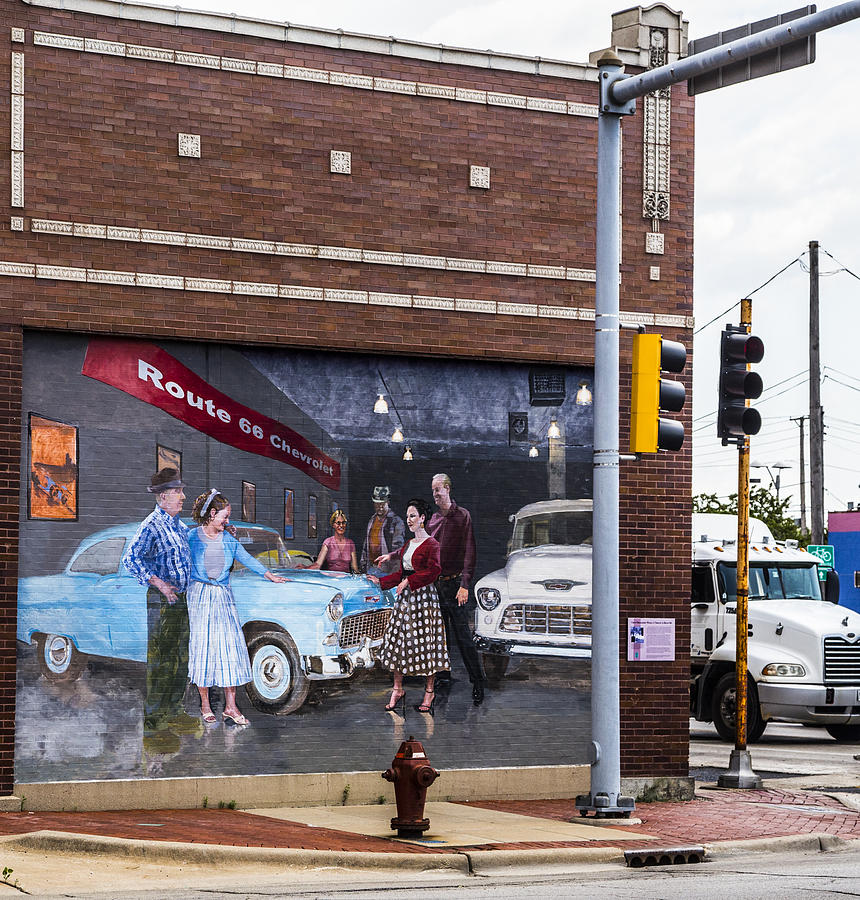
[825,724,860,742]
[711,672,767,743]
[482,653,509,683]
[35,633,87,682]
[245,631,310,716]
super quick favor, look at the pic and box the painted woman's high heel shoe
[414,689,435,714]
[385,689,405,712]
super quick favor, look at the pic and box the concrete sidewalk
[1,780,859,895]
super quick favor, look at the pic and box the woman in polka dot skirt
[368,497,450,714]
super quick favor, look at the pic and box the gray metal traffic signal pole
[584,0,860,817]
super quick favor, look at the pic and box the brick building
[0,0,693,808]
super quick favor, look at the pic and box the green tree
[693,487,805,544]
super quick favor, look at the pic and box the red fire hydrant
[382,736,439,837]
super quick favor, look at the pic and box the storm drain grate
[625,846,706,867]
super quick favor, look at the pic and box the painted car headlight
[761,663,806,677]
[326,593,344,621]
[477,587,502,610]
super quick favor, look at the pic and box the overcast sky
[168,0,860,522]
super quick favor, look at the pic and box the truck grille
[824,636,860,683]
[500,603,591,636]
[339,609,391,648]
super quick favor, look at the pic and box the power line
[693,253,804,335]
[820,247,860,283]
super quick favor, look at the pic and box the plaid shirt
[123,504,191,592]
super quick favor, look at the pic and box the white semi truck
[691,513,860,742]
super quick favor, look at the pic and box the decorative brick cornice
[32,30,599,120]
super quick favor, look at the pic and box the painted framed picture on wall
[155,444,181,475]
[28,413,79,520]
[283,489,294,540]
[308,494,318,540]
[242,481,256,523]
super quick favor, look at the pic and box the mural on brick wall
[16,332,594,782]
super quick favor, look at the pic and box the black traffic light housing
[717,325,765,445]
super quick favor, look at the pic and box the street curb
[0,831,470,873]
[3,829,859,875]
[705,833,859,856]
[467,846,625,872]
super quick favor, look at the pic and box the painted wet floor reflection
[15,647,590,782]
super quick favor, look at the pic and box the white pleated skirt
[187,580,252,687]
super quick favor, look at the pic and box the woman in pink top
[310,510,359,573]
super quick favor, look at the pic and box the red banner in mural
[82,338,341,489]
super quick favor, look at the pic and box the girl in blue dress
[189,489,286,725]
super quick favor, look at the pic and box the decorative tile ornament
[11,152,23,207]
[470,165,491,189]
[87,269,135,285]
[178,133,201,158]
[33,31,84,51]
[645,232,665,255]
[330,150,352,175]
[650,266,661,281]
[10,95,23,151]
[11,28,25,43]
[643,27,671,221]
[10,52,23,206]
[10,217,24,231]
[11,53,24,94]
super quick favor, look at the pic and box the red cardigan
[379,537,442,592]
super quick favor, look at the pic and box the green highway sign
[807,544,834,582]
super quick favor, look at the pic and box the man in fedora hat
[123,467,198,749]
[360,485,405,577]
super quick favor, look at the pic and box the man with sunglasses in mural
[123,467,199,753]
[428,473,486,706]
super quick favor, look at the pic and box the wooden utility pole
[718,297,762,789]
[791,415,808,535]
[809,240,825,543]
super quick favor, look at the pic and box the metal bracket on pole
[597,51,636,116]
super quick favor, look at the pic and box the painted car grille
[823,636,860,683]
[339,609,391,648]
[499,603,591,636]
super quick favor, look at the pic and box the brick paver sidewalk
[0,788,858,853]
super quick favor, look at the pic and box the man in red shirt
[427,473,485,705]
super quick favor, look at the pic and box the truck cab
[690,513,860,742]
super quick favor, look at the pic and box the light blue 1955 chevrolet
[17,522,394,714]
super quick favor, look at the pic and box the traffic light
[629,332,687,453]
[717,325,765,445]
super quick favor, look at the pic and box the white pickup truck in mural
[690,513,860,743]
[473,499,592,680]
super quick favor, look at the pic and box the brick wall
[1,0,694,788]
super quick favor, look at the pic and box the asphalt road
[690,718,860,790]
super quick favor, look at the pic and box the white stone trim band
[0,257,692,328]
[29,218,597,284]
[10,51,24,207]
[32,30,598,120]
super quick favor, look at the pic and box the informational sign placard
[627,617,675,661]
[807,544,835,583]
